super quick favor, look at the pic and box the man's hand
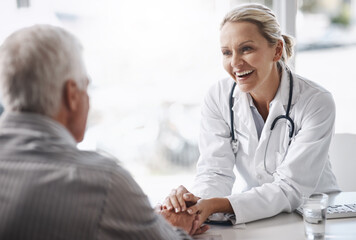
[158,208,209,235]
[163,185,200,213]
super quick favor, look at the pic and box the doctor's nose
[230,54,244,68]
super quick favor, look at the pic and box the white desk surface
[197,192,356,240]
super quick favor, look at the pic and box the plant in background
[331,2,351,26]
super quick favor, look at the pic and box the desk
[198,192,356,240]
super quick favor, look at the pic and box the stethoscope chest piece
[231,139,238,154]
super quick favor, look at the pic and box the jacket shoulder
[295,74,331,95]
[293,74,335,114]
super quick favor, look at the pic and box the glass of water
[302,193,329,240]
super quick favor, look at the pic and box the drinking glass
[302,193,329,240]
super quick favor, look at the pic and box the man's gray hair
[0,24,87,116]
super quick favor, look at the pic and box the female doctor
[163,3,339,225]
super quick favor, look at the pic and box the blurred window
[6,0,355,205]
[295,0,356,134]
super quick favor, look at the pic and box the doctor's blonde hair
[221,3,294,66]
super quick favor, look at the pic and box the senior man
[0,25,207,240]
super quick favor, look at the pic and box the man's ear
[273,40,283,62]
[63,79,79,112]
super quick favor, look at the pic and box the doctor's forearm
[208,198,234,214]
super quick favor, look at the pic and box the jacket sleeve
[97,165,192,240]
[191,81,236,199]
[227,91,338,224]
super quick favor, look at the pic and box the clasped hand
[160,185,212,235]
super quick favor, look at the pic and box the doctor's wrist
[207,197,233,214]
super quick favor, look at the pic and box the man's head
[0,25,89,142]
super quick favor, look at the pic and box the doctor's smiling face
[220,21,282,95]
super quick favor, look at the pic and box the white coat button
[257,174,262,180]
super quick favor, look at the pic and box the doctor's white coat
[191,68,339,224]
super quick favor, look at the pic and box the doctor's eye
[222,50,232,56]
[240,46,253,53]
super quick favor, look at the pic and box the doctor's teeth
[236,70,253,77]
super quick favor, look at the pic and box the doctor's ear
[273,40,283,62]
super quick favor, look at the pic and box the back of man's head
[0,25,87,117]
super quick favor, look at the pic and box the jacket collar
[232,67,299,110]
[271,67,299,108]
[233,67,299,105]
[230,67,299,140]
[0,111,77,146]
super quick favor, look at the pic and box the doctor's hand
[185,199,214,226]
[158,208,209,235]
[186,198,234,226]
[163,185,200,213]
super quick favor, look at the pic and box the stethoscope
[229,69,295,175]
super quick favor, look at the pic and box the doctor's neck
[250,65,281,121]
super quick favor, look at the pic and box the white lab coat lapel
[253,68,299,178]
[231,88,259,156]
